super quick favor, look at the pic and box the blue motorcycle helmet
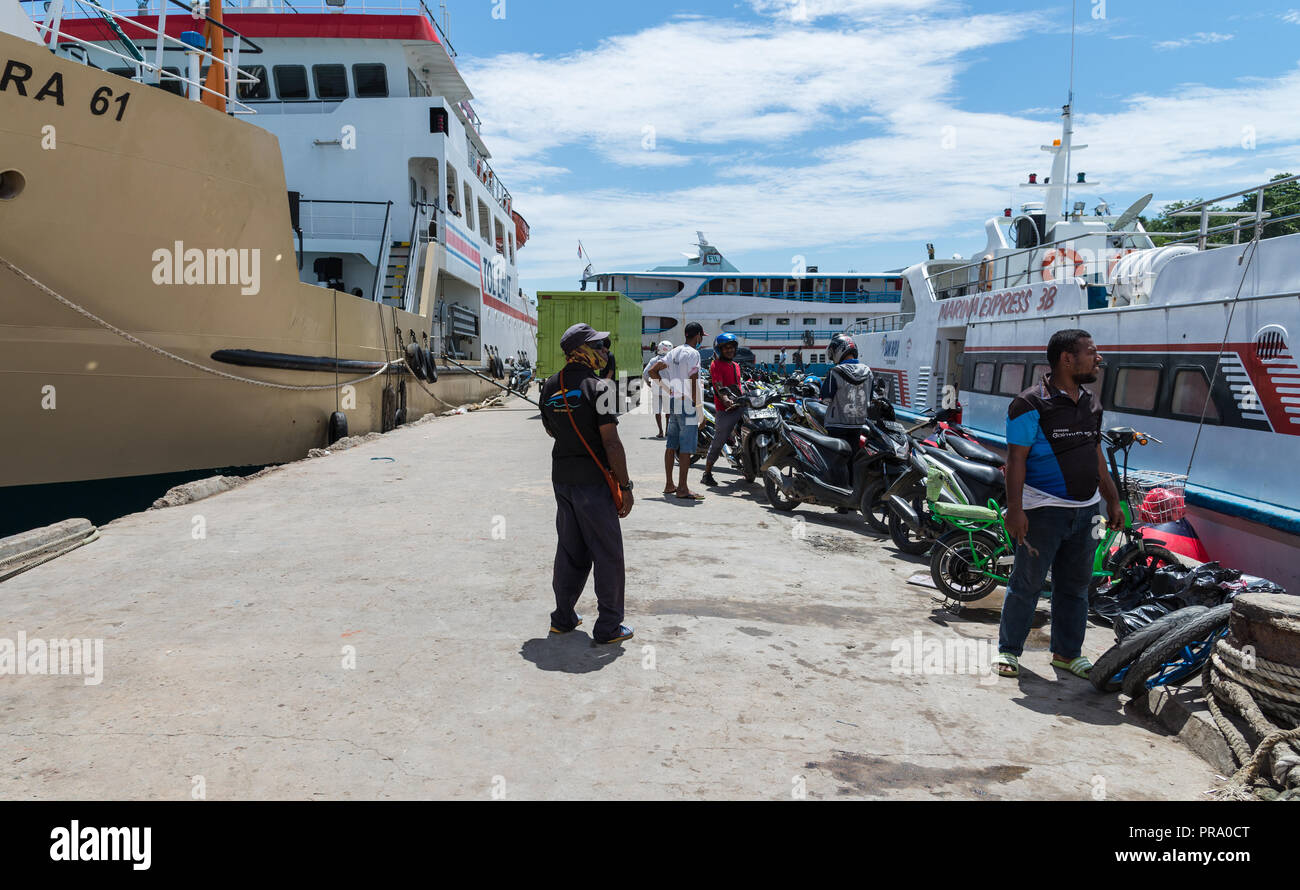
[714,332,739,356]
[803,374,822,388]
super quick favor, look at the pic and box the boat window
[463,183,474,229]
[353,64,388,98]
[1171,367,1220,421]
[739,279,754,295]
[998,363,1025,395]
[1031,363,1049,385]
[973,361,995,392]
[107,67,135,81]
[776,318,790,326]
[748,318,762,326]
[708,279,724,294]
[273,65,309,100]
[313,64,348,100]
[801,278,814,295]
[829,318,842,325]
[409,177,417,205]
[802,318,816,325]
[237,65,269,100]
[1113,367,1161,412]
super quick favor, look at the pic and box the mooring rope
[1202,617,1300,799]
[1,254,396,392]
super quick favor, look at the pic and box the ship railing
[297,199,391,240]
[26,0,263,114]
[400,201,438,313]
[923,229,1155,303]
[841,314,915,336]
[59,0,458,56]
[371,201,395,303]
[467,142,513,215]
[1150,174,1300,250]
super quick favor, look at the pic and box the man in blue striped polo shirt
[993,329,1124,681]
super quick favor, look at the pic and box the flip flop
[992,652,1019,678]
[675,491,705,500]
[1051,656,1093,679]
[663,487,677,495]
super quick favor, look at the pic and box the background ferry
[0,0,534,531]
[584,232,902,371]
[848,105,1300,589]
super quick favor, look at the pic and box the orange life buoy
[1107,249,1137,278]
[977,257,994,292]
[1040,247,1086,281]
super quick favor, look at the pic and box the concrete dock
[1,399,1221,799]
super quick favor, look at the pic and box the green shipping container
[535,291,644,383]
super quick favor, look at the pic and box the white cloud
[747,0,953,22]
[1283,11,1300,25]
[464,11,1300,288]
[1153,32,1234,51]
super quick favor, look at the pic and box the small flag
[578,243,583,258]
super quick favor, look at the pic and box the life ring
[1040,248,1086,281]
[1107,249,1137,278]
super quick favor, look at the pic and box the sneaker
[549,615,582,634]
[595,625,634,645]
[701,472,718,486]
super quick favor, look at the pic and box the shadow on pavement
[520,633,628,673]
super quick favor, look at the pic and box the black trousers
[551,481,625,640]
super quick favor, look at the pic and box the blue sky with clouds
[446,1,1300,294]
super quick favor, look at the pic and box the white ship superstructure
[587,233,902,371]
[849,105,1300,588]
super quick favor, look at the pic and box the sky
[443,1,1300,297]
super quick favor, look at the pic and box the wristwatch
[619,481,634,491]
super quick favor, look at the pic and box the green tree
[1140,173,1300,245]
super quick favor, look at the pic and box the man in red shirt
[701,333,744,487]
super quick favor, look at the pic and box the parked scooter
[759,398,913,523]
[508,353,534,394]
[885,445,1008,555]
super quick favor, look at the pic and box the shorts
[665,411,699,454]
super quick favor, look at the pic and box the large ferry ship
[0,0,534,508]
[849,104,1300,589]
[585,233,902,371]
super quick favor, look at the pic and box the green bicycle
[926,427,1184,604]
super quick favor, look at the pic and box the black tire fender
[1089,605,1209,693]
[1121,604,1232,698]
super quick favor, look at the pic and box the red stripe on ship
[483,294,537,326]
[445,229,481,266]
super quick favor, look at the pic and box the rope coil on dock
[1202,613,1300,800]
[1,255,395,392]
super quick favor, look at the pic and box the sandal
[675,491,705,500]
[1051,656,1093,679]
[992,652,1019,678]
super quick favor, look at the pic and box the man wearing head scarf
[538,323,635,645]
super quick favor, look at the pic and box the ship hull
[0,31,522,491]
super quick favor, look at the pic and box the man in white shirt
[646,322,705,500]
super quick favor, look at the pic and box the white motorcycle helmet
[657,340,673,355]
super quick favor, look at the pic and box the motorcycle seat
[795,427,852,455]
[945,434,1002,466]
[925,448,1004,489]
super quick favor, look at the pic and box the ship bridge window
[1113,366,1161,413]
[352,64,389,98]
[237,65,269,100]
[998,362,1025,395]
[1171,367,1220,421]
[313,65,348,100]
[273,65,309,100]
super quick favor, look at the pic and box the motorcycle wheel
[889,494,933,555]
[764,468,799,512]
[741,441,757,483]
[859,478,890,533]
[1121,604,1232,699]
[930,529,1001,602]
[1089,606,1209,693]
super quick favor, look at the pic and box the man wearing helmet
[819,333,874,451]
[643,340,673,438]
[701,333,743,487]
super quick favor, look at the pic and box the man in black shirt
[539,323,635,645]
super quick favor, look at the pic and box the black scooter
[758,399,913,522]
